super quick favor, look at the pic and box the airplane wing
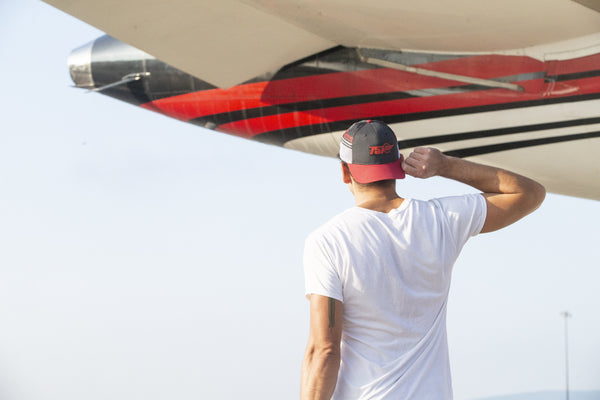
[43,0,335,88]
[43,0,600,88]
[42,0,600,200]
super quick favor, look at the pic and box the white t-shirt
[303,194,487,400]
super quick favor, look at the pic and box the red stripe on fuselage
[415,54,543,78]
[141,54,544,121]
[216,76,600,138]
[547,53,600,75]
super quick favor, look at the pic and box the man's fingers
[405,149,427,163]
[401,161,414,174]
[403,147,443,179]
[405,147,435,164]
[402,156,420,170]
[401,160,415,173]
[402,158,426,178]
[406,152,425,162]
[412,146,431,155]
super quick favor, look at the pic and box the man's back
[300,121,545,400]
[304,195,486,399]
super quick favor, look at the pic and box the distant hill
[474,391,600,400]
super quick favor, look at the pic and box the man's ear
[341,162,352,184]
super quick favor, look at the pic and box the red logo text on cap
[369,143,394,155]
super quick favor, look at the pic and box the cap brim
[348,159,405,183]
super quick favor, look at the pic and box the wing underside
[44,0,600,87]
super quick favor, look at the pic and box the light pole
[560,311,572,400]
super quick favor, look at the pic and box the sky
[0,2,599,400]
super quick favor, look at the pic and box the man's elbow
[527,181,546,212]
[305,344,341,366]
[481,178,546,234]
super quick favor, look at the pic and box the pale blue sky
[0,2,599,399]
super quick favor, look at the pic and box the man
[301,120,545,399]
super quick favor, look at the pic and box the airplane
[44,0,600,200]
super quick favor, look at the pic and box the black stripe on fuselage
[546,69,600,83]
[443,130,600,158]
[190,90,421,127]
[397,116,600,148]
[252,92,600,146]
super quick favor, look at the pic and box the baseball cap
[339,120,405,183]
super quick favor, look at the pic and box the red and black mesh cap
[339,120,405,183]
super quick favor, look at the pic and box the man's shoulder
[394,195,486,232]
[428,193,485,211]
[306,194,483,238]
[310,207,357,230]
[306,207,364,242]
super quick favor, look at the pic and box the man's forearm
[439,154,544,197]
[402,147,546,232]
[301,347,340,400]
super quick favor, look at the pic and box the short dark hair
[354,179,396,190]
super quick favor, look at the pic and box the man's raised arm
[402,147,546,233]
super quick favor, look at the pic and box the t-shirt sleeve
[435,193,487,249]
[303,232,343,302]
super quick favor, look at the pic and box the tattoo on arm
[328,298,335,328]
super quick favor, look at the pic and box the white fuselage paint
[284,99,600,200]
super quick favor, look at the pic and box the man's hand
[401,146,546,233]
[401,147,447,179]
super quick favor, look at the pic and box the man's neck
[353,188,404,213]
